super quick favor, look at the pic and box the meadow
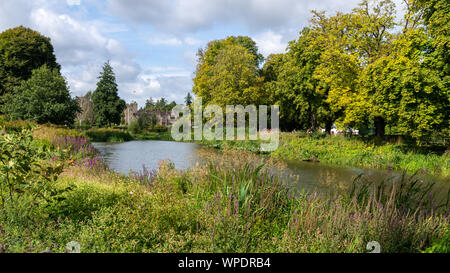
[0,123,448,253]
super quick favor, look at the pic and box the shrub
[85,128,133,142]
[128,120,141,134]
[0,128,68,207]
[3,65,79,126]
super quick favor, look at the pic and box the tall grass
[0,126,448,253]
[85,128,133,142]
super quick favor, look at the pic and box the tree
[185,92,193,106]
[360,0,449,141]
[193,42,266,107]
[155,98,168,111]
[3,65,79,125]
[0,26,60,98]
[92,62,126,127]
[264,28,336,132]
[145,97,155,110]
[310,0,397,136]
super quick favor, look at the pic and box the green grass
[0,151,448,253]
[84,128,133,142]
[133,131,174,141]
[274,133,449,177]
[1,125,448,253]
[200,132,449,178]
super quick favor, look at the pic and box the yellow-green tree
[193,36,266,107]
[263,28,335,132]
[311,0,397,136]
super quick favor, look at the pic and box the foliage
[0,26,60,97]
[193,36,267,107]
[202,132,449,177]
[128,120,141,135]
[0,147,447,253]
[264,28,335,131]
[85,128,133,142]
[185,92,193,106]
[92,62,126,127]
[0,127,67,208]
[3,65,79,125]
[144,97,177,112]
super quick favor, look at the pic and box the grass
[201,132,450,178]
[84,128,133,142]
[0,128,448,252]
[1,122,448,253]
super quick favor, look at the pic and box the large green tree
[3,65,79,125]
[360,0,449,141]
[310,0,397,136]
[264,28,336,132]
[92,62,126,127]
[193,37,266,107]
[0,26,60,97]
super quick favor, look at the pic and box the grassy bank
[0,125,449,253]
[201,132,450,178]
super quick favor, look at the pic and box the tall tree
[0,26,60,98]
[360,0,449,142]
[92,62,125,127]
[193,40,266,107]
[265,28,336,132]
[311,0,397,136]
[185,92,193,106]
[3,65,79,125]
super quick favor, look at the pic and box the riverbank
[200,133,450,178]
[79,126,449,179]
[0,124,449,253]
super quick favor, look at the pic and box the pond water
[92,140,448,195]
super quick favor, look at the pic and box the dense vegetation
[92,62,126,127]
[3,66,79,125]
[0,26,60,98]
[200,132,450,177]
[0,0,449,254]
[0,124,448,253]
[192,0,449,143]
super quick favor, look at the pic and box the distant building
[136,109,179,126]
[123,102,179,127]
[123,102,138,125]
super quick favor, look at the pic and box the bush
[128,120,141,134]
[0,128,68,207]
[85,128,133,142]
[152,124,168,133]
[3,65,79,126]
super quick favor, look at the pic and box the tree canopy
[3,65,79,125]
[92,62,126,127]
[0,26,60,98]
[193,37,267,107]
[191,0,449,142]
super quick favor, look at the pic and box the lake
[92,140,448,195]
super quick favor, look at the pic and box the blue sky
[0,0,405,107]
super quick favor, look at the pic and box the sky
[0,0,405,107]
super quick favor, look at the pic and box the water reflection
[93,141,448,195]
[92,141,201,174]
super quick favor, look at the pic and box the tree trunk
[374,116,386,138]
[325,120,333,135]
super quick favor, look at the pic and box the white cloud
[66,0,81,6]
[253,31,287,57]
[107,0,362,33]
[148,36,202,46]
